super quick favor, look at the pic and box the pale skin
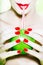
[0,0,43,65]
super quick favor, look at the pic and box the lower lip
[16,3,30,10]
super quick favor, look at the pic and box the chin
[14,9,31,15]
[16,11,28,15]
[14,6,31,15]
[12,4,31,16]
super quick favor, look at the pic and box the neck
[25,7,37,21]
[11,6,37,19]
[11,7,38,28]
[20,7,38,28]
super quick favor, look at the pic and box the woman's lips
[16,3,30,10]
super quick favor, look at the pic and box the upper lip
[17,3,29,6]
[16,3,29,10]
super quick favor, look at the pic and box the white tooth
[24,6,26,9]
[21,6,26,9]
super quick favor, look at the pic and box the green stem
[0,58,6,65]
[40,60,43,65]
[20,34,35,43]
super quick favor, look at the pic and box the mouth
[16,3,30,10]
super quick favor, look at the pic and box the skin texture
[10,0,33,15]
[5,58,39,65]
[5,55,40,65]
[0,0,43,65]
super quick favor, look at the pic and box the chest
[1,12,43,43]
[1,22,43,44]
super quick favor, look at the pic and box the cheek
[10,1,16,10]
[10,0,16,6]
[11,0,35,15]
[11,0,33,4]
[14,0,32,3]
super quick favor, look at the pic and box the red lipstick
[16,3,30,10]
